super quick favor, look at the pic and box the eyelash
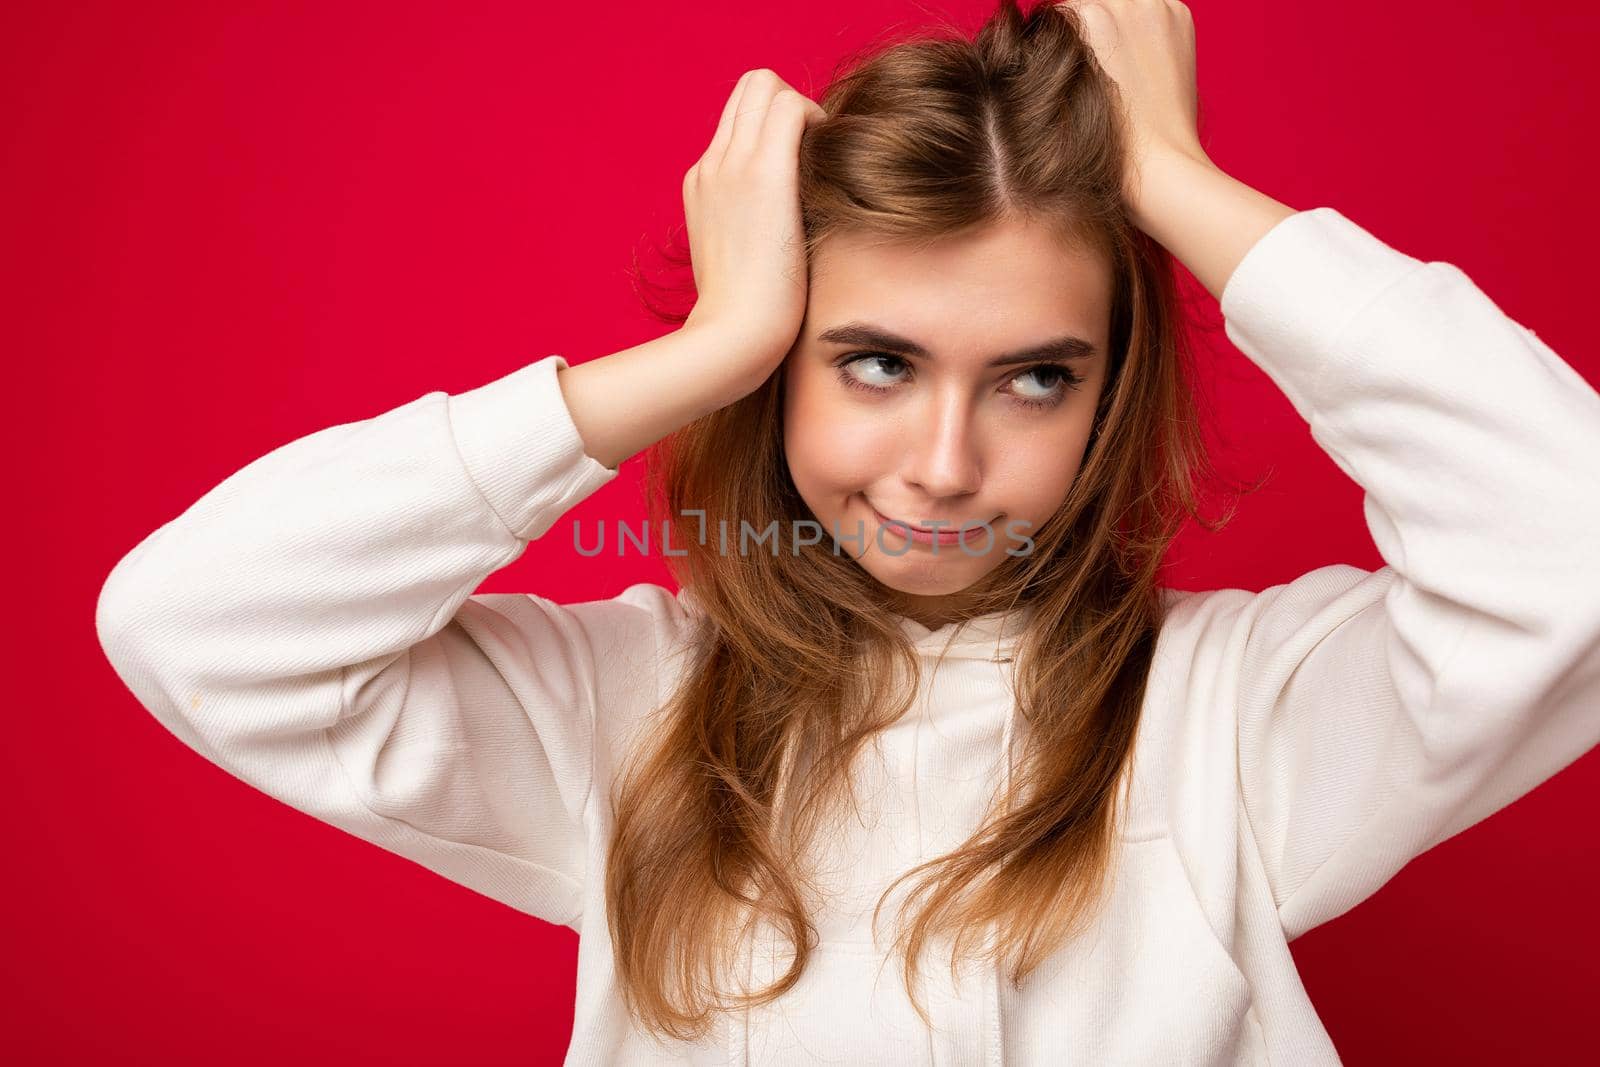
[834,352,1086,410]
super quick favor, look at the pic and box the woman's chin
[860,558,992,599]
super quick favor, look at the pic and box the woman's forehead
[806,219,1113,341]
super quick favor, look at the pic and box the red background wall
[6,1,1597,1062]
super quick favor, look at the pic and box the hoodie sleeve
[1207,207,1600,940]
[93,354,688,929]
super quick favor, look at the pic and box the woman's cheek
[813,414,898,488]
[994,431,1088,521]
[788,391,896,489]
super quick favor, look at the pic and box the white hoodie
[95,207,1600,1065]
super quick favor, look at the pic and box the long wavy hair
[606,0,1255,1042]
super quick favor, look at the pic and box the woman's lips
[866,501,999,547]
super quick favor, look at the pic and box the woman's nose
[902,395,982,499]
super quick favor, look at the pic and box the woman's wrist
[1125,148,1298,302]
[557,323,783,470]
[1124,145,1218,237]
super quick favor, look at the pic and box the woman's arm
[1065,0,1600,937]
[94,354,682,927]
[93,66,831,927]
[1190,205,1600,938]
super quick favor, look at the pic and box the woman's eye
[838,353,910,390]
[1010,365,1073,403]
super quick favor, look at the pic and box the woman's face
[781,215,1113,625]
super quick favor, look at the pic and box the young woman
[95,1,1600,1063]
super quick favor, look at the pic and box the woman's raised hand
[1053,1,1208,218]
[554,70,826,470]
[680,68,828,400]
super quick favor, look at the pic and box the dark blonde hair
[610,0,1253,1041]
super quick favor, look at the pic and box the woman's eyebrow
[814,321,1097,366]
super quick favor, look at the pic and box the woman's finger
[755,89,825,172]
[704,69,754,170]
[762,86,827,138]
[723,69,787,166]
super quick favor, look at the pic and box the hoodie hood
[894,604,1033,662]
